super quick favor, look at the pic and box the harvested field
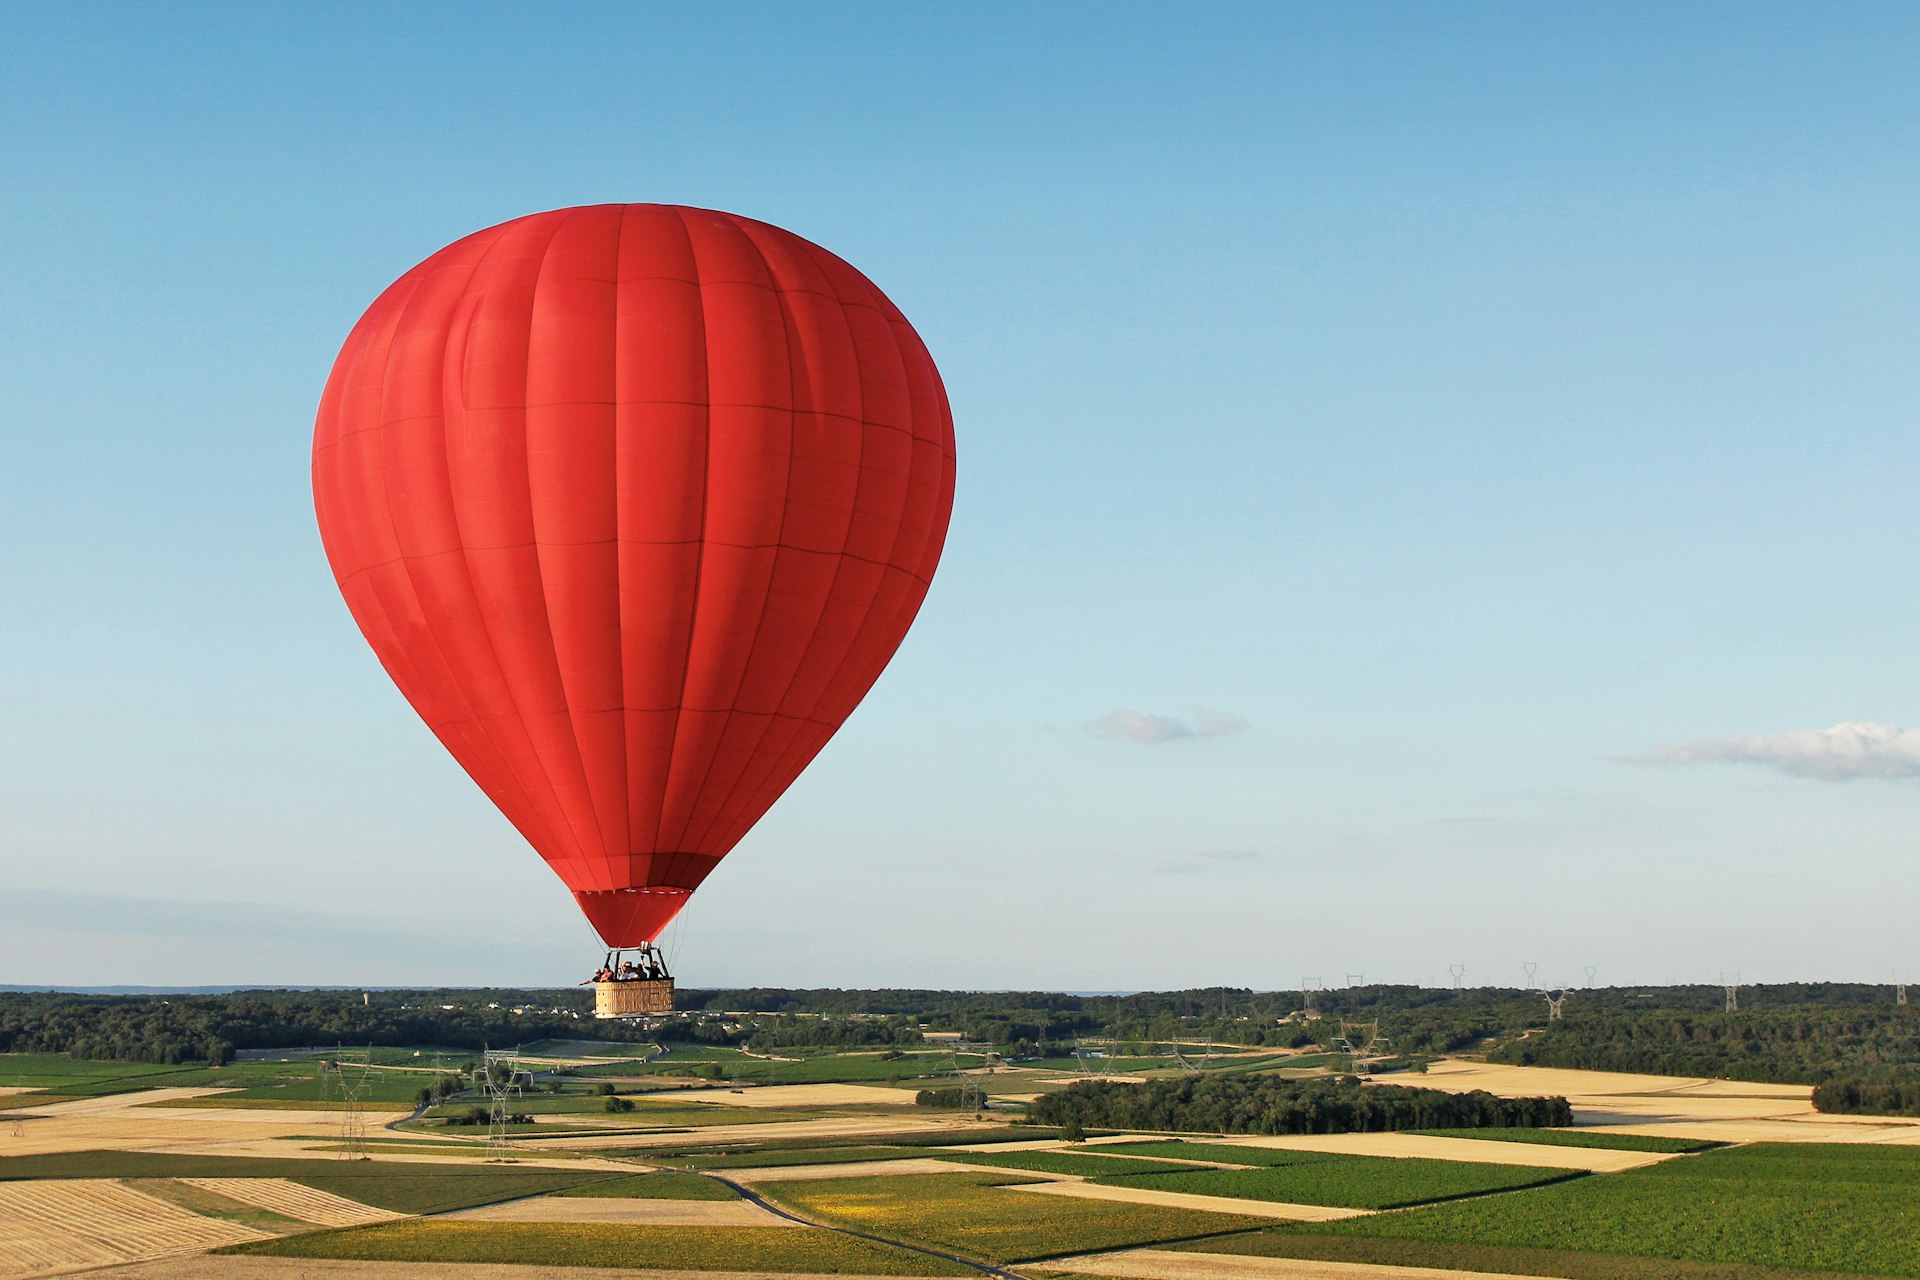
[180,1177,402,1226]
[90,1260,914,1280]
[0,1177,268,1276]
[1008,1180,1371,1223]
[1415,1062,1814,1117]
[0,1089,626,1169]
[663,1085,913,1109]
[1037,1247,1560,1278]
[445,1195,801,1226]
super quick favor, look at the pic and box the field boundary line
[713,1171,1027,1279]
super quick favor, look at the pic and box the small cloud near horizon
[1160,849,1265,876]
[1633,721,1920,782]
[1087,707,1250,745]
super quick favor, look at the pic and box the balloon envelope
[313,204,955,946]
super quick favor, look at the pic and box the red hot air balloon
[312,205,955,999]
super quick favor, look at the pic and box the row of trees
[1028,1074,1571,1135]
[1810,1075,1920,1116]
[1490,1007,1920,1087]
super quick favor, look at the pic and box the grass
[226,1222,972,1274]
[941,1149,1203,1178]
[1410,1127,1720,1153]
[548,1172,738,1200]
[763,1170,1273,1264]
[1296,1143,1920,1276]
[1178,1231,1913,1280]
[0,1149,608,1213]
[1105,1156,1582,1209]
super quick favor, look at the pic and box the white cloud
[1192,708,1251,738]
[1160,849,1265,876]
[1639,721,1920,782]
[1087,707,1250,745]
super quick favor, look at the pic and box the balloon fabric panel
[313,205,955,947]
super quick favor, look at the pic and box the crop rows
[1306,1143,1920,1276]
[1104,1155,1579,1209]
[0,1178,267,1275]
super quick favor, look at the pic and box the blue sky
[4,3,1919,990]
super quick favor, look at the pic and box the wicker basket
[595,979,674,1018]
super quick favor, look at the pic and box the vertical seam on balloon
[436,215,593,871]
[710,245,925,850]
[434,228,585,865]
[728,307,950,854]
[649,206,712,861]
[666,218,798,851]
[608,204,637,878]
[393,229,576,864]
[517,207,610,872]
[675,224,811,854]
[354,245,553,847]
[685,233,872,852]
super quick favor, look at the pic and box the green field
[227,1222,971,1274]
[548,1172,737,1200]
[570,1047,970,1084]
[1294,1143,1920,1276]
[0,1053,191,1089]
[427,1097,807,1127]
[1410,1127,1720,1153]
[519,1039,660,1059]
[170,1061,433,1110]
[1089,1140,1332,1166]
[762,1170,1272,1263]
[1106,1155,1580,1209]
[0,1149,610,1213]
[617,1125,1046,1164]
[941,1149,1203,1178]
[670,1145,929,1169]
[0,1052,464,1109]
[1179,1231,1899,1280]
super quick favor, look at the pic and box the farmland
[1410,1126,1722,1153]
[760,1170,1274,1262]
[230,1221,975,1274]
[1268,1143,1920,1276]
[8,984,1920,1278]
[1101,1152,1584,1208]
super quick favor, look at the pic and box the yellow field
[444,1195,801,1226]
